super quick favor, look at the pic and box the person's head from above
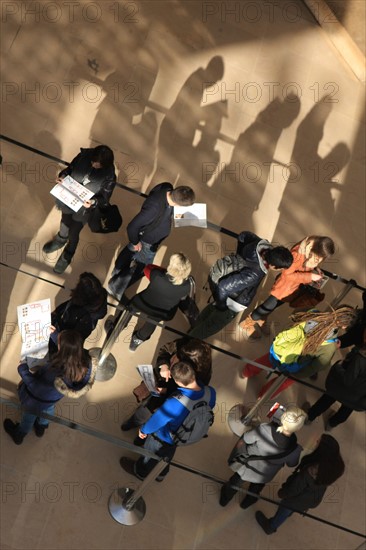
[91,145,114,169]
[291,305,358,355]
[168,186,195,207]
[304,236,335,268]
[70,272,105,311]
[263,246,293,272]
[303,433,345,486]
[276,405,306,436]
[170,360,198,388]
[54,329,88,381]
[167,253,192,285]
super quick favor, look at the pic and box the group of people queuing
[4,144,366,536]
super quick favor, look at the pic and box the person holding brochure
[43,145,116,274]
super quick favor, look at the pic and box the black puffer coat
[214,231,271,310]
[325,346,366,411]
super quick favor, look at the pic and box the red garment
[143,264,166,280]
[271,242,313,301]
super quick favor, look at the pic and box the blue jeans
[109,242,157,300]
[269,505,294,530]
[18,404,55,434]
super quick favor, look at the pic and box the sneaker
[129,333,144,352]
[119,457,144,481]
[3,419,25,445]
[53,250,72,274]
[34,420,48,438]
[255,511,276,535]
[239,315,261,340]
[42,234,67,254]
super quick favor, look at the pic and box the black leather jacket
[214,231,271,310]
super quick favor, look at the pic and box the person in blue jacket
[3,330,94,445]
[120,360,216,481]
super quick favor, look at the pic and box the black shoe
[104,316,116,334]
[53,250,73,274]
[219,485,234,507]
[34,420,48,438]
[129,333,144,352]
[119,457,144,480]
[255,511,276,534]
[240,496,256,509]
[3,419,25,445]
[133,436,145,447]
[121,418,138,431]
[43,234,67,253]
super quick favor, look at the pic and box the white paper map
[17,298,51,362]
[173,203,207,228]
[50,175,94,212]
[136,364,157,393]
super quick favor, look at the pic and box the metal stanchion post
[89,308,132,381]
[326,280,356,310]
[108,459,168,525]
[228,374,288,436]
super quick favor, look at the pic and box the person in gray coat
[306,334,366,430]
[220,406,306,509]
[255,434,345,534]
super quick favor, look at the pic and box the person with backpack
[188,231,293,341]
[108,183,195,301]
[49,272,107,356]
[220,406,306,509]
[43,145,117,274]
[305,333,366,430]
[241,236,335,339]
[119,361,216,481]
[3,330,95,444]
[121,337,212,433]
[242,307,358,399]
[255,434,345,534]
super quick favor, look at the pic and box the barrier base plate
[108,488,146,525]
[89,348,117,381]
[228,404,258,436]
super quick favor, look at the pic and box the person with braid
[242,307,358,399]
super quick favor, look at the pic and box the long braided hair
[290,306,357,355]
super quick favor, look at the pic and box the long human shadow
[146,56,225,190]
[210,94,301,233]
[276,96,351,245]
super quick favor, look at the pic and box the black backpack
[172,387,214,446]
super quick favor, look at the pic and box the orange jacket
[271,243,313,300]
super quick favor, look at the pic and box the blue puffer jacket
[214,231,271,310]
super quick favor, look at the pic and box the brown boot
[255,318,270,335]
[239,315,260,340]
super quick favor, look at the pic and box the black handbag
[178,277,200,327]
[88,203,123,233]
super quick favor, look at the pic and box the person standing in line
[43,145,116,274]
[188,231,293,341]
[241,236,335,339]
[108,183,195,301]
[220,406,306,509]
[255,434,345,534]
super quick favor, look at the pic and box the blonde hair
[167,253,191,285]
[277,405,306,434]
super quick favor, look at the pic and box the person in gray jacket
[220,406,306,509]
[255,434,345,534]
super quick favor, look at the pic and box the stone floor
[0,1,365,549]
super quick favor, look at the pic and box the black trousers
[59,213,85,256]
[251,294,284,321]
[220,473,265,506]
[307,394,354,427]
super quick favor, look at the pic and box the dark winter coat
[18,359,92,414]
[214,231,271,310]
[57,148,116,221]
[130,269,190,321]
[127,182,174,247]
[325,346,366,411]
[278,467,327,512]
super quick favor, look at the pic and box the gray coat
[230,422,302,484]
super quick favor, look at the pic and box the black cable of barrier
[1,397,365,539]
[1,134,364,292]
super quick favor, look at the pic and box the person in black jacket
[108,183,195,301]
[255,434,345,534]
[188,231,293,340]
[305,333,366,430]
[127,253,192,351]
[49,272,108,356]
[43,146,116,274]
